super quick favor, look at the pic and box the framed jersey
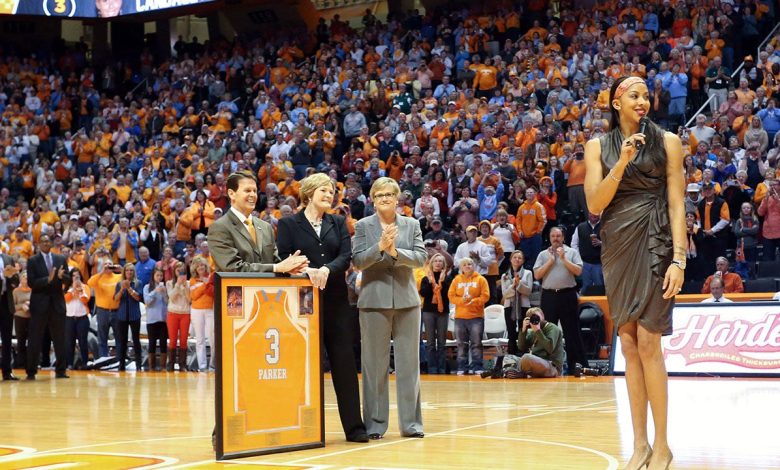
[215,273,324,460]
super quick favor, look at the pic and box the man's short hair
[226,171,257,192]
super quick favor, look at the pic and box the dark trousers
[763,237,780,261]
[14,316,29,370]
[540,288,589,371]
[422,311,448,373]
[0,307,14,375]
[65,316,90,367]
[147,321,168,354]
[27,310,67,375]
[505,305,528,356]
[323,299,366,439]
[117,320,142,366]
[484,274,499,304]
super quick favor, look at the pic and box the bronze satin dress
[599,128,674,335]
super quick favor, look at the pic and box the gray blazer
[352,213,427,310]
[208,210,279,272]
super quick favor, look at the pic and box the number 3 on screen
[265,328,279,364]
[54,0,66,14]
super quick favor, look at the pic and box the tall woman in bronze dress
[584,76,685,470]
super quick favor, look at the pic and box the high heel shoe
[648,451,673,470]
[625,446,652,470]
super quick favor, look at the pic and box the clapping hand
[556,246,565,259]
[379,224,398,256]
[2,264,18,278]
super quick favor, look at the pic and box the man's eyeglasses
[374,192,397,200]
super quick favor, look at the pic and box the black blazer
[0,254,20,315]
[276,211,351,301]
[27,252,70,316]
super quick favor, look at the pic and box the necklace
[308,218,322,228]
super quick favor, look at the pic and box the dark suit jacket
[208,209,280,272]
[276,212,351,300]
[0,254,20,315]
[27,252,70,316]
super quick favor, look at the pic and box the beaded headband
[613,77,646,101]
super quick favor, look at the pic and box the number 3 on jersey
[265,328,279,365]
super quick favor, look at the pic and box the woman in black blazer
[277,173,368,443]
[419,253,454,374]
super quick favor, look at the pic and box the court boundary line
[0,451,178,468]
[32,435,211,454]
[282,398,617,464]
[447,433,619,470]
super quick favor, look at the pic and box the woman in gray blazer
[352,177,428,440]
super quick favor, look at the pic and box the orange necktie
[244,218,257,245]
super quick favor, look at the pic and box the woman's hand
[662,264,685,299]
[619,133,646,164]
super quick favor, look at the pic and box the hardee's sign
[665,309,780,370]
[612,303,780,375]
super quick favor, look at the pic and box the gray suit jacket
[352,213,427,310]
[208,210,279,272]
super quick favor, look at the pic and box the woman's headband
[613,77,646,101]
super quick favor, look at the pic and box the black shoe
[25,374,35,381]
[55,372,70,379]
[368,433,383,440]
[3,374,19,381]
[406,432,424,438]
[347,433,369,443]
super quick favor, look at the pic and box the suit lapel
[227,211,262,256]
[251,216,264,256]
[319,215,334,240]
[295,211,321,242]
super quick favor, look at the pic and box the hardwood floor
[0,372,778,469]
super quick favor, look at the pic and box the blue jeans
[580,262,604,294]
[96,307,117,358]
[520,234,542,269]
[66,316,90,367]
[455,318,484,372]
[669,96,686,119]
[422,311,448,374]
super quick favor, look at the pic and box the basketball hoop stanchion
[215,273,324,460]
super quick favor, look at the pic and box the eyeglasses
[374,192,397,200]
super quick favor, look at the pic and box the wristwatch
[671,259,686,270]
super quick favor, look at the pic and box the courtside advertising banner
[613,302,780,376]
[215,273,323,460]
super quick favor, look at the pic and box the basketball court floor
[0,372,778,469]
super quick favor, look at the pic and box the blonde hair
[424,253,450,278]
[191,257,211,276]
[299,173,336,207]
[369,177,401,200]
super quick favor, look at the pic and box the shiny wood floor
[0,372,778,469]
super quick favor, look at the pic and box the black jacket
[276,211,351,302]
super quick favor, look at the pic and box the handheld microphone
[634,117,649,150]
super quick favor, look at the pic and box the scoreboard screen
[4,0,216,18]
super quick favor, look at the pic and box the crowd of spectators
[1,0,780,371]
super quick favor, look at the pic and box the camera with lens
[529,313,541,325]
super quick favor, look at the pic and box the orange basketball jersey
[234,289,309,433]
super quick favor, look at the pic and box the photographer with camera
[563,143,588,217]
[517,307,564,378]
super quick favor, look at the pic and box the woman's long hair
[608,76,664,157]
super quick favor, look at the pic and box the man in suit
[207,171,308,450]
[26,234,71,380]
[0,253,20,380]
[208,171,308,274]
